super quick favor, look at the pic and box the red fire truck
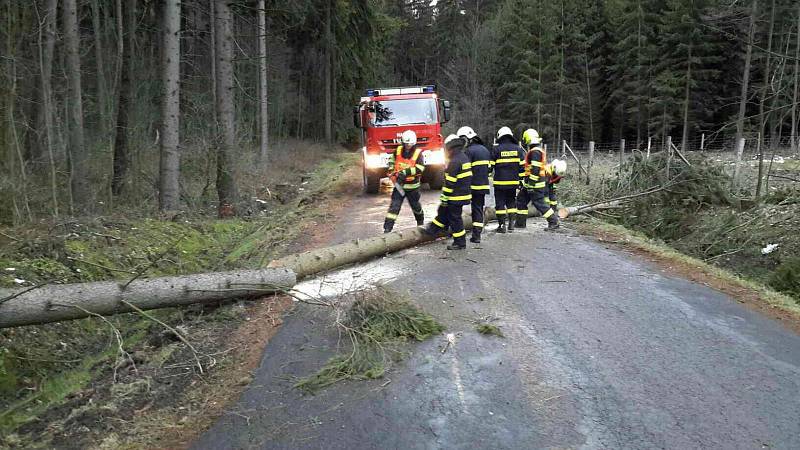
[353,85,452,193]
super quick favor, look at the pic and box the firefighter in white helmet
[490,126,526,233]
[545,159,567,221]
[383,129,426,233]
[517,128,559,230]
[424,134,472,250]
[457,126,491,244]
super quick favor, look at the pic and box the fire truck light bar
[365,85,436,96]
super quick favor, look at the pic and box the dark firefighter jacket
[491,136,526,190]
[465,142,491,192]
[442,146,472,205]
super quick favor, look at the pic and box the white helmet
[456,126,477,140]
[496,126,513,139]
[444,134,463,150]
[401,130,417,146]
[552,159,567,175]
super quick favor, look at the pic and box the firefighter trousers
[520,188,557,224]
[384,187,424,232]
[430,202,466,246]
[470,192,486,238]
[494,188,517,225]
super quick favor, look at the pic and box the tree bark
[793,3,800,155]
[257,0,269,167]
[0,268,296,329]
[91,0,109,134]
[38,0,59,217]
[756,0,775,203]
[63,0,90,213]
[214,0,237,215]
[112,0,131,196]
[681,45,692,153]
[159,0,182,211]
[735,0,757,149]
[324,0,333,146]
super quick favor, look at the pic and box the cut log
[0,268,295,328]
[558,201,623,218]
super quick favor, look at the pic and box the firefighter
[457,126,491,244]
[490,126,526,233]
[383,130,426,233]
[424,134,472,250]
[517,128,559,230]
[546,159,567,220]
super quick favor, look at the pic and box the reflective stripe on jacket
[465,143,491,191]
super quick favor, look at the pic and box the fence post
[700,133,705,151]
[646,137,652,160]
[619,139,626,179]
[587,141,595,185]
[732,137,745,189]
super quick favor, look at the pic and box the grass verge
[572,218,800,327]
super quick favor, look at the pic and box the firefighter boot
[515,214,527,229]
[470,229,481,244]
[496,218,507,234]
[414,212,425,226]
[546,217,560,231]
[447,242,466,250]
[506,214,515,233]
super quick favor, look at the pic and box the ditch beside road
[194,188,800,450]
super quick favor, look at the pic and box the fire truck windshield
[370,98,438,127]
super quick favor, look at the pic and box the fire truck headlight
[423,148,446,166]
[364,153,385,169]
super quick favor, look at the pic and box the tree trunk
[214,0,237,215]
[62,0,90,213]
[585,56,594,141]
[324,0,333,146]
[209,0,217,126]
[38,0,59,217]
[756,0,775,203]
[793,2,800,155]
[91,0,109,135]
[735,0,758,149]
[111,0,131,196]
[681,45,692,153]
[0,268,296,329]
[257,0,269,167]
[159,0,182,211]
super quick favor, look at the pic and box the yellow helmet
[522,129,542,146]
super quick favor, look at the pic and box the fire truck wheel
[364,168,381,194]
[425,168,444,190]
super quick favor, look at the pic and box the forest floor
[0,149,362,449]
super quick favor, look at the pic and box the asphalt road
[193,186,800,450]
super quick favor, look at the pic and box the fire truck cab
[353,85,451,194]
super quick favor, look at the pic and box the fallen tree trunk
[558,201,624,218]
[0,205,551,328]
[269,207,516,278]
[0,268,295,328]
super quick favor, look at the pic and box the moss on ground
[0,152,357,445]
